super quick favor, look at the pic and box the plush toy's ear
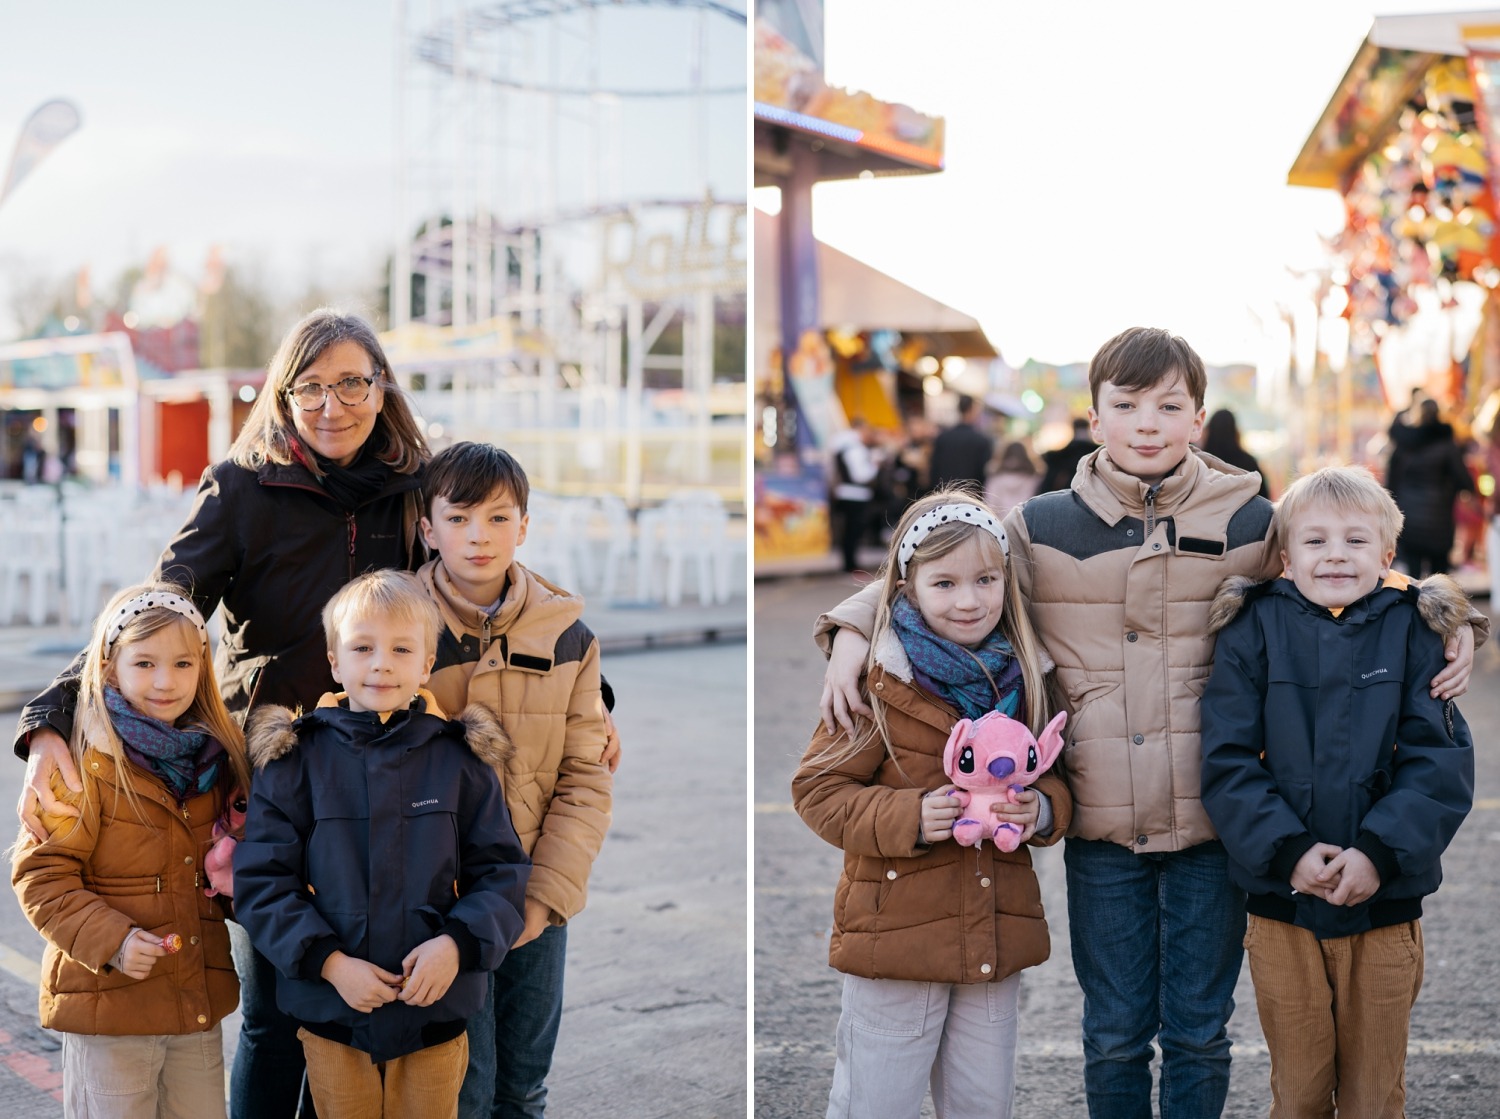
[1035,710,1068,772]
[942,719,972,779]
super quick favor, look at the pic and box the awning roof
[1289,10,1500,190]
[753,207,997,358]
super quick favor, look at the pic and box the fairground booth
[753,0,952,567]
[1290,10,1500,465]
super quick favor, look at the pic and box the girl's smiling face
[902,536,1008,648]
[109,622,202,725]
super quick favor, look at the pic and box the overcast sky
[0,0,746,338]
[776,0,1492,367]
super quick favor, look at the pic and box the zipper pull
[156,876,162,893]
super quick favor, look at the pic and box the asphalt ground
[0,629,749,1117]
[754,572,1500,1119]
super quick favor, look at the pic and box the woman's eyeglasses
[285,376,377,410]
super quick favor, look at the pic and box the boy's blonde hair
[74,581,250,821]
[1274,464,1404,555]
[322,569,441,655]
[812,486,1052,771]
[1088,326,1207,409]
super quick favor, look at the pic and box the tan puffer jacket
[818,448,1281,853]
[12,749,238,1036]
[792,635,1072,985]
[420,560,611,925]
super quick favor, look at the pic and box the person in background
[829,418,885,573]
[983,440,1041,519]
[1198,408,1270,499]
[927,394,992,496]
[1385,398,1475,577]
[885,415,936,525]
[1036,417,1095,494]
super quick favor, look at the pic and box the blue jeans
[1064,838,1246,1119]
[228,920,318,1119]
[458,923,568,1119]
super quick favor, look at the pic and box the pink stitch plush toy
[942,709,1067,851]
[203,793,247,898]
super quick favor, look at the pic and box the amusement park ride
[385,0,748,508]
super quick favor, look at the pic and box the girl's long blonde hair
[815,486,1051,772]
[74,581,251,822]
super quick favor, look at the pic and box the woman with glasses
[12,308,432,1119]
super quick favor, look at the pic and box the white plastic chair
[635,490,733,606]
[0,509,64,625]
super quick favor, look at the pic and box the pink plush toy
[203,793,247,899]
[942,709,1067,851]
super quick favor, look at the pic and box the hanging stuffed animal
[203,790,247,899]
[942,709,1067,852]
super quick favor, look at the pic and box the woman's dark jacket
[1385,419,1475,551]
[233,697,529,1062]
[1200,574,1474,940]
[13,458,424,754]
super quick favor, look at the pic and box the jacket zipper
[1144,485,1159,538]
[347,512,357,581]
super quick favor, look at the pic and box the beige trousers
[61,1025,226,1119]
[1245,914,1424,1119]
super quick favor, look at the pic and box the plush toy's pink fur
[203,793,246,898]
[941,710,1067,851]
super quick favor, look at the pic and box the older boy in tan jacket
[417,441,614,1118]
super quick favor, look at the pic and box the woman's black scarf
[311,445,393,512]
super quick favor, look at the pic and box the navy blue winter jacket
[234,696,529,1061]
[1200,575,1474,939]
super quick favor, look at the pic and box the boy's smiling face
[327,613,435,714]
[1280,499,1394,610]
[421,488,530,607]
[1088,371,1205,485]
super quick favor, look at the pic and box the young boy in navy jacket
[234,569,529,1118]
[1201,465,1474,1117]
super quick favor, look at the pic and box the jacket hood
[246,696,514,771]
[1208,570,1471,637]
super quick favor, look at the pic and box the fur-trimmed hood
[245,693,513,772]
[1208,570,1472,637]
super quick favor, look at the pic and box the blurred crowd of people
[828,390,1500,585]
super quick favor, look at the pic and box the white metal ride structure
[389,0,747,509]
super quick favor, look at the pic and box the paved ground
[754,572,1500,1119]
[0,598,748,1117]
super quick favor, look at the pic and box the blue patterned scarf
[104,686,221,801]
[890,594,1024,721]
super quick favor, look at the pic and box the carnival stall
[1290,12,1500,457]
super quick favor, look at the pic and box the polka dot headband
[897,503,1009,577]
[104,592,208,654]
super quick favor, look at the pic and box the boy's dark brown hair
[1088,326,1207,409]
[423,441,530,515]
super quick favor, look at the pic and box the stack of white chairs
[516,492,583,593]
[584,493,636,604]
[0,487,65,625]
[635,489,734,606]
